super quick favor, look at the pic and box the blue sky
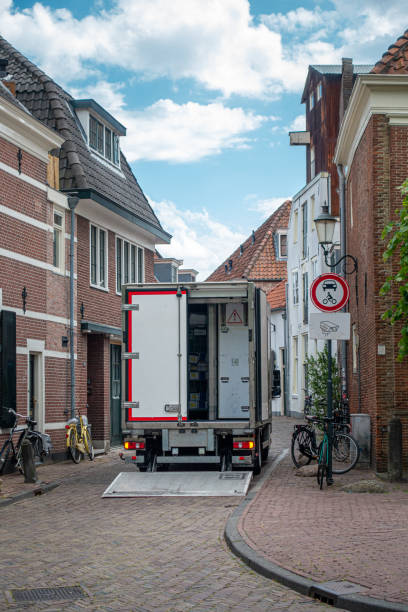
[1,0,406,278]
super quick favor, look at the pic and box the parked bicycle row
[0,407,94,476]
[291,394,360,489]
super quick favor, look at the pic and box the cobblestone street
[0,426,334,612]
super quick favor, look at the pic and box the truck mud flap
[102,471,252,498]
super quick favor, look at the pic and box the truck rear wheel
[253,431,262,475]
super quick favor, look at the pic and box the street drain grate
[8,585,88,603]
[310,580,366,605]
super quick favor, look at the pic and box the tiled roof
[310,65,373,75]
[206,200,291,282]
[266,280,286,311]
[0,36,169,241]
[371,30,408,74]
[0,79,31,113]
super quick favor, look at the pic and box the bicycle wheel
[291,427,316,468]
[83,428,94,461]
[317,440,328,489]
[0,441,12,474]
[68,429,81,463]
[332,432,359,474]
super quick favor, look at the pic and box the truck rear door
[124,287,188,423]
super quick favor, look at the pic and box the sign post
[310,274,350,485]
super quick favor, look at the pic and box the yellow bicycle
[65,409,94,463]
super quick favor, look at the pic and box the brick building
[334,31,408,471]
[0,37,170,457]
[207,200,291,414]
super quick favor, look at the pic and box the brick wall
[347,115,408,471]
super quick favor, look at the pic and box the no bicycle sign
[310,273,350,313]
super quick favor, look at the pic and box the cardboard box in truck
[120,281,272,474]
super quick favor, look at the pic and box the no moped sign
[310,273,350,313]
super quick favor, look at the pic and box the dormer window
[89,116,120,165]
[72,99,126,169]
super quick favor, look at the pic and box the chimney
[340,57,354,122]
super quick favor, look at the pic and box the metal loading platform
[102,471,253,498]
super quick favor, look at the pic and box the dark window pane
[99,230,105,287]
[89,116,98,149]
[105,127,112,160]
[97,122,104,154]
[137,248,143,282]
[280,234,287,257]
[131,245,136,283]
[113,134,119,165]
[91,225,97,285]
[116,238,122,292]
[124,241,129,284]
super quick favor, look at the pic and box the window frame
[89,223,108,291]
[292,271,299,305]
[302,201,308,259]
[116,236,144,294]
[89,115,120,167]
[309,91,314,110]
[293,209,298,243]
[53,207,65,273]
[277,231,288,259]
[316,82,322,102]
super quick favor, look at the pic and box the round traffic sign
[310,273,350,312]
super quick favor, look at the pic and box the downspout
[337,163,347,394]
[68,195,79,418]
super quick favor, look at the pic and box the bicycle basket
[39,433,52,455]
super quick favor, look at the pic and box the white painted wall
[286,172,339,417]
[270,307,286,415]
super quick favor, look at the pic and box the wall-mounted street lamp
[314,204,357,276]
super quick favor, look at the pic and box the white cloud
[250,197,291,219]
[1,0,405,99]
[150,198,245,280]
[72,81,267,162]
[288,114,306,132]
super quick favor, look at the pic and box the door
[125,288,188,422]
[110,344,122,444]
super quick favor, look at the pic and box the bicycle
[65,409,94,463]
[291,414,359,475]
[0,409,52,474]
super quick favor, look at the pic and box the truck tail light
[233,440,254,450]
[124,441,145,450]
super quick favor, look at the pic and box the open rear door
[124,288,188,422]
[255,288,270,423]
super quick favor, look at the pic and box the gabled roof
[0,35,170,243]
[206,200,291,284]
[266,280,286,311]
[371,29,408,74]
[301,64,373,103]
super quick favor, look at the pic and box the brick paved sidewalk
[0,447,122,502]
[239,417,408,607]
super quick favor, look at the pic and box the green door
[110,344,122,445]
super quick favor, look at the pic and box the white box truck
[120,281,272,474]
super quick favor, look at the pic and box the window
[116,237,144,292]
[278,233,287,258]
[302,272,308,323]
[293,209,298,243]
[292,336,298,394]
[310,194,315,231]
[309,91,314,110]
[89,116,120,166]
[310,146,315,179]
[53,209,64,271]
[302,202,308,259]
[292,271,299,305]
[302,334,308,395]
[90,224,107,289]
[316,82,322,102]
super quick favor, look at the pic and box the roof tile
[371,30,408,74]
[206,200,291,283]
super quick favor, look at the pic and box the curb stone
[224,449,408,612]
[0,481,60,508]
